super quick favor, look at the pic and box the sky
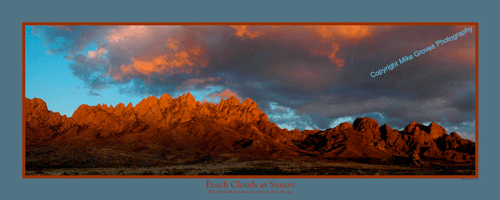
[25,25,476,141]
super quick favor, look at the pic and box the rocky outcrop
[24,98,76,144]
[296,117,475,164]
[296,119,391,159]
[64,93,272,138]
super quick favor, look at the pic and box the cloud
[230,25,262,39]
[207,89,243,102]
[176,77,222,91]
[68,53,110,90]
[329,112,384,127]
[311,42,345,68]
[267,102,319,131]
[87,48,107,58]
[36,25,384,96]
[107,26,150,43]
[312,25,374,40]
[297,95,474,125]
[329,116,357,128]
[31,25,475,137]
[116,45,207,77]
[167,38,180,51]
[87,91,102,97]
[32,26,109,55]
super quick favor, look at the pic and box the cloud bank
[30,25,476,140]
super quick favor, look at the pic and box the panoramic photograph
[24,24,477,176]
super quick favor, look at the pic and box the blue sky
[26,26,142,117]
[25,25,476,141]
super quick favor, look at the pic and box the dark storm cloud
[68,53,111,97]
[176,77,223,91]
[291,26,475,125]
[35,25,476,138]
[33,26,108,55]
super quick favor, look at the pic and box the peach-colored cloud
[230,25,261,39]
[87,48,107,58]
[335,59,345,68]
[227,25,385,68]
[437,41,475,67]
[107,26,149,43]
[107,25,389,82]
[113,45,208,80]
[312,42,345,68]
[454,47,475,66]
[208,89,242,102]
[308,26,386,67]
[313,25,372,40]
[451,26,475,66]
[167,38,180,50]
[327,42,340,62]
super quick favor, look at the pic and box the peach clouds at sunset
[230,25,262,39]
[116,45,207,77]
[107,26,150,43]
[312,25,375,40]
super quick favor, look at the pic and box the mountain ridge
[24,93,475,168]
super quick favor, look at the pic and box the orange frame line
[22,22,479,179]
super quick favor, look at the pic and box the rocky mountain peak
[353,117,380,131]
[428,122,447,139]
[336,122,354,131]
[403,121,447,139]
[403,122,425,133]
[226,96,240,105]
[242,98,258,110]
[182,92,197,108]
[27,93,271,134]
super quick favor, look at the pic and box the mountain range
[24,93,475,170]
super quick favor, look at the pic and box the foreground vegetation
[26,160,474,176]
